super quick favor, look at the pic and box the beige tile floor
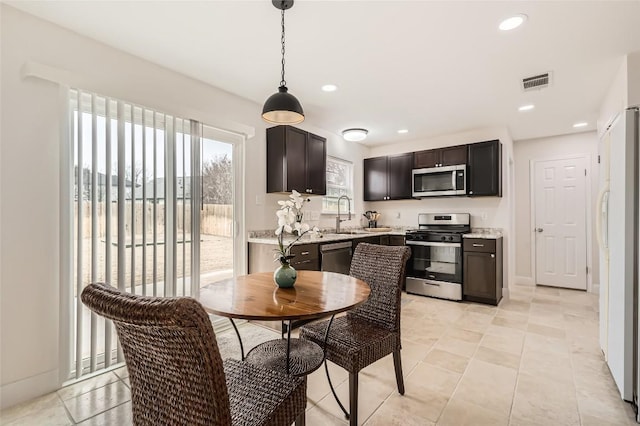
[2,284,637,425]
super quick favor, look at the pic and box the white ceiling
[8,0,640,145]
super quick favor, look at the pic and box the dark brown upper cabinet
[266,125,327,195]
[467,139,502,197]
[414,145,467,169]
[364,153,413,201]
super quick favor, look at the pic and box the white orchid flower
[274,192,318,264]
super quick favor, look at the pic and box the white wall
[513,132,599,288]
[0,5,367,408]
[598,51,640,135]
[366,126,516,295]
[627,51,640,108]
[598,56,628,136]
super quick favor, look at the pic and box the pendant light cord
[280,7,287,87]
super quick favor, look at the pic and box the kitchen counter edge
[248,230,407,246]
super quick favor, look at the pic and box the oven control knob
[440,236,446,242]
[448,236,453,241]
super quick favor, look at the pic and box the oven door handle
[406,241,461,248]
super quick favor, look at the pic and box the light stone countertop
[248,228,408,246]
[463,228,503,239]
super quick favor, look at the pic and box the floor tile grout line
[56,391,77,425]
[60,379,132,424]
[432,303,498,424]
[506,306,530,426]
[73,398,131,425]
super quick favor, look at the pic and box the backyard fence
[74,202,233,239]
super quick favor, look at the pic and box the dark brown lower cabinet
[463,237,503,305]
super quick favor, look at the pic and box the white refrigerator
[598,107,639,407]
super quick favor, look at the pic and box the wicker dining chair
[299,243,410,426]
[81,282,307,426]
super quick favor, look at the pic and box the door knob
[535,228,543,233]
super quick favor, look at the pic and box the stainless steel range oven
[405,213,470,301]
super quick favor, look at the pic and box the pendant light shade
[262,86,304,124]
[262,0,304,125]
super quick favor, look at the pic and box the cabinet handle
[309,189,313,193]
[300,251,310,255]
[296,259,312,264]
[469,191,473,194]
[491,254,495,258]
[472,243,484,247]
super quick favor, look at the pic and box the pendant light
[262,0,305,125]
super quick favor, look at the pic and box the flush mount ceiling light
[573,122,588,128]
[321,84,338,92]
[499,14,527,31]
[262,0,304,125]
[397,129,409,134]
[518,104,535,111]
[342,128,368,142]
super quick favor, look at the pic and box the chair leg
[349,372,358,426]
[295,412,306,426]
[393,349,405,395]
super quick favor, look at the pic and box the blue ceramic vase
[274,263,297,288]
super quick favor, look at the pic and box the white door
[534,157,588,289]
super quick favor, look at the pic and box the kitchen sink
[336,230,368,235]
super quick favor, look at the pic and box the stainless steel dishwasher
[320,241,353,275]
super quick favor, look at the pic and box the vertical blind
[69,89,201,379]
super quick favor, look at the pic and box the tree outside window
[323,156,354,214]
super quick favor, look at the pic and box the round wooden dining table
[198,270,371,376]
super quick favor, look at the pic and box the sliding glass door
[65,90,243,381]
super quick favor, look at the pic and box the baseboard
[502,287,510,299]
[514,275,535,286]
[1,369,59,410]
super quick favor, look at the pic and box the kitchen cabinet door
[306,133,327,195]
[463,251,496,300]
[414,145,467,169]
[364,156,388,201]
[463,237,503,305]
[468,140,502,196]
[388,235,406,246]
[413,149,439,169]
[266,125,327,195]
[387,153,413,200]
[440,145,468,166]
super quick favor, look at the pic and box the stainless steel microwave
[412,164,466,197]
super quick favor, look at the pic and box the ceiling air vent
[522,72,551,91]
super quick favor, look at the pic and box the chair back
[81,282,231,426]
[347,243,411,331]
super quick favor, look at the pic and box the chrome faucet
[335,195,352,233]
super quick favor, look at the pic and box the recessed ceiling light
[321,84,338,92]
[573,122,588,128]
[518,104,535,112]
[499,14,527,31]
[397,129,409,134]
[342,128,368,142]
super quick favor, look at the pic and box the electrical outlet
[255,194,265,205]
[396,212,401,219]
